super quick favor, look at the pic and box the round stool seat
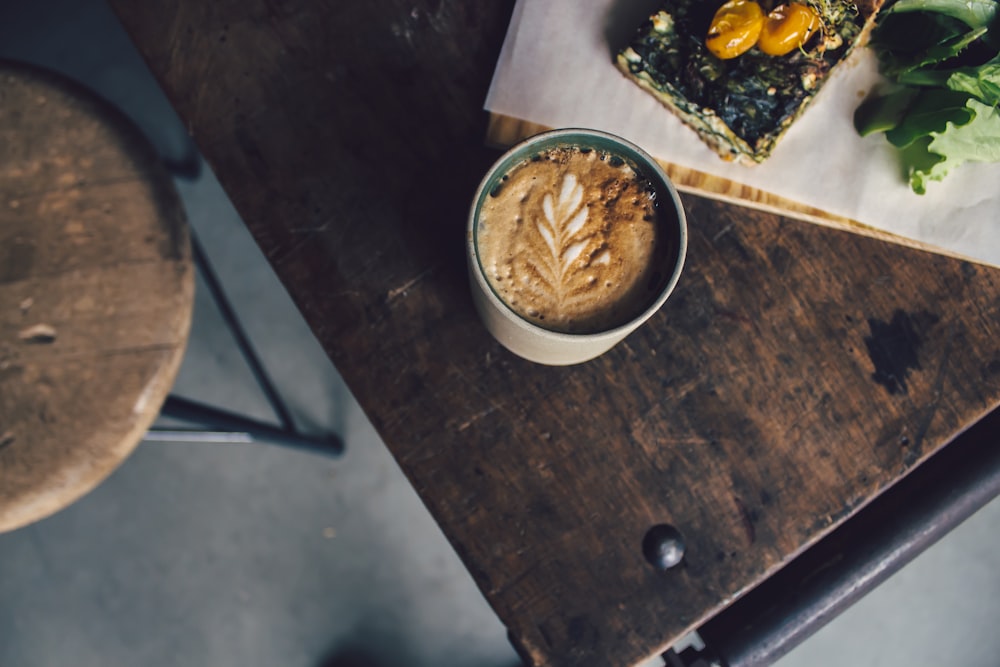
[0,61,194,532]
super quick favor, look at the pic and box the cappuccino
[475,145,675,334]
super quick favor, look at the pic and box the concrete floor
[1,2,999,666]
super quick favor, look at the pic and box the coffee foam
[476,146,672,334]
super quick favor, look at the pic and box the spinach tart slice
[617,0,885,164]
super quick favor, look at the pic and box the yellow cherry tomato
[706,0,765,60]
[758,3,821,56]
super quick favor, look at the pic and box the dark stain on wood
[233,124,271,180]
[733,495,756,546]
[0,237,36,284]
[767,244,793,274]
[864,310,940,395]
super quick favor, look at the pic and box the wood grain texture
[107,3,1000,666]
[0,61,193,533]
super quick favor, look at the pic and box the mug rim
[467,127,688,343]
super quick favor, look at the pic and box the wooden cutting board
[487,113,970,262]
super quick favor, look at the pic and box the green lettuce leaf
[896,53,1000,105]
[857,0,1000,192]
[900,137,948,194]
[884,0,998,29]
[873,12,972,75]
[854,87,920,135]
[945,59,1000,103]
[885,89,976,147]
[908,99,1000,192]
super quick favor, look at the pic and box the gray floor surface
[1,3,998,666]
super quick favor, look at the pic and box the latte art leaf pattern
[534,173,594,297]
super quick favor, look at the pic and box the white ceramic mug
[467,128,687,365]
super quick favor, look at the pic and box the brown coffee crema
[476,146,670,334]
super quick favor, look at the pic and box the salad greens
[854,0,1000,193]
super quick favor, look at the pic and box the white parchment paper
[485,0,1000,267]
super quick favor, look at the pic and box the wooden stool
[0,60,194,532]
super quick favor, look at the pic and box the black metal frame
[144,229,343,457]
[666,405,1000,666]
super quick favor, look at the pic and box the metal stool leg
[146,228,343,457]
[149,395,343,455]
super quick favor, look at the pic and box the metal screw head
[643,524,685,571]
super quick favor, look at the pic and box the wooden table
[107,3,1000,666]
